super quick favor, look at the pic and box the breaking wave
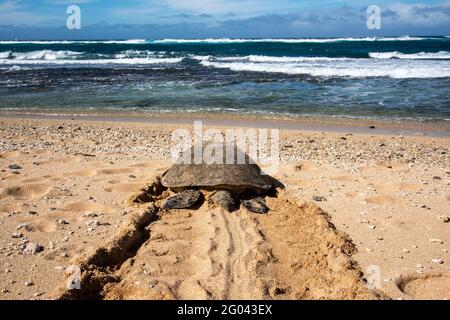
[369,51,450,60]
[0,39,147,44]
[197,55,450,79]
[153,36,429,43]
[0,50,183,65]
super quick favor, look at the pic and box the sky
[0,0,449,39]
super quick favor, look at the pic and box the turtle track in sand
[101,207,272,300]
[52,191,383,300]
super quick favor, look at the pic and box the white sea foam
[3,49,449,79]
[114,50,164,59]
[2,65,29,72]
[0,50,182,65]
[102,39,147,44]
[19,50,82,60]
[192,55,354,63]
[0,51,12,59]
[0,39,148,44]
[0,37,436,45]
[0,57,183,65]
[369,51,450,59]
[154,36,428,44]
[0,50,84,60]
[199,56,450,79]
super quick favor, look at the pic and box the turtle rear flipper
[210,190,236,212]
[242,197,269,214]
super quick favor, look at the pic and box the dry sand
[0,117,449,300]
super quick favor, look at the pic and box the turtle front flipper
[210,190,236,212]
[242,197,269,214]
[163,189,202,210]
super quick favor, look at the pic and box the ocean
[0,36,449,122]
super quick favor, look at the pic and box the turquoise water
[0,37,449,121]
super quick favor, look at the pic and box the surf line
[177,304,211,318]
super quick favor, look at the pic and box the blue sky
[0,0,449,39]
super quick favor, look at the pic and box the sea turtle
[159,144,281,213]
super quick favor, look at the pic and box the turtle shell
[161,163,272,193]
[162,143,273,193]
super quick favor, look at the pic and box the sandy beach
[0,116,449,300]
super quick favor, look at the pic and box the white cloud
[0,0,53,25]
[163,0,296,15]
[45,0,95,4]
[384,1,450,27]
[0,0,19,11]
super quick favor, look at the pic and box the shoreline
[1,110,450,138]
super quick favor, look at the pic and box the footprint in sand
[130,162,156,168]
[64,169,98,177]
[107,179,122,185]
[21,175,65,184]
[130,161,168,171]
[98,168,136,175]
[359,162,408,173]
[14,218,57,233]
[0,203,21,212]
[36,220,58,233]
[62,201,113,212]
[395,273,450,300]
[345,191,358,198]
[331,175,355,182]
[0,151,23,160]
[104,183,144,193]
[365,195,397,205]
[0,183,52,201]
[34,149,52,156]
[374,182,421,193]
[21,177,49,183]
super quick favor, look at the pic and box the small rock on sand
[312,195,327,202]
[85,220,99,227]
[432,258,444,264]
[8,164,22,170]
[24,243,44,255]
[82,212,98,218]
[11,232,23,239]
[17,223,28,230]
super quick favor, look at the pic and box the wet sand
[1,110,450,137]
